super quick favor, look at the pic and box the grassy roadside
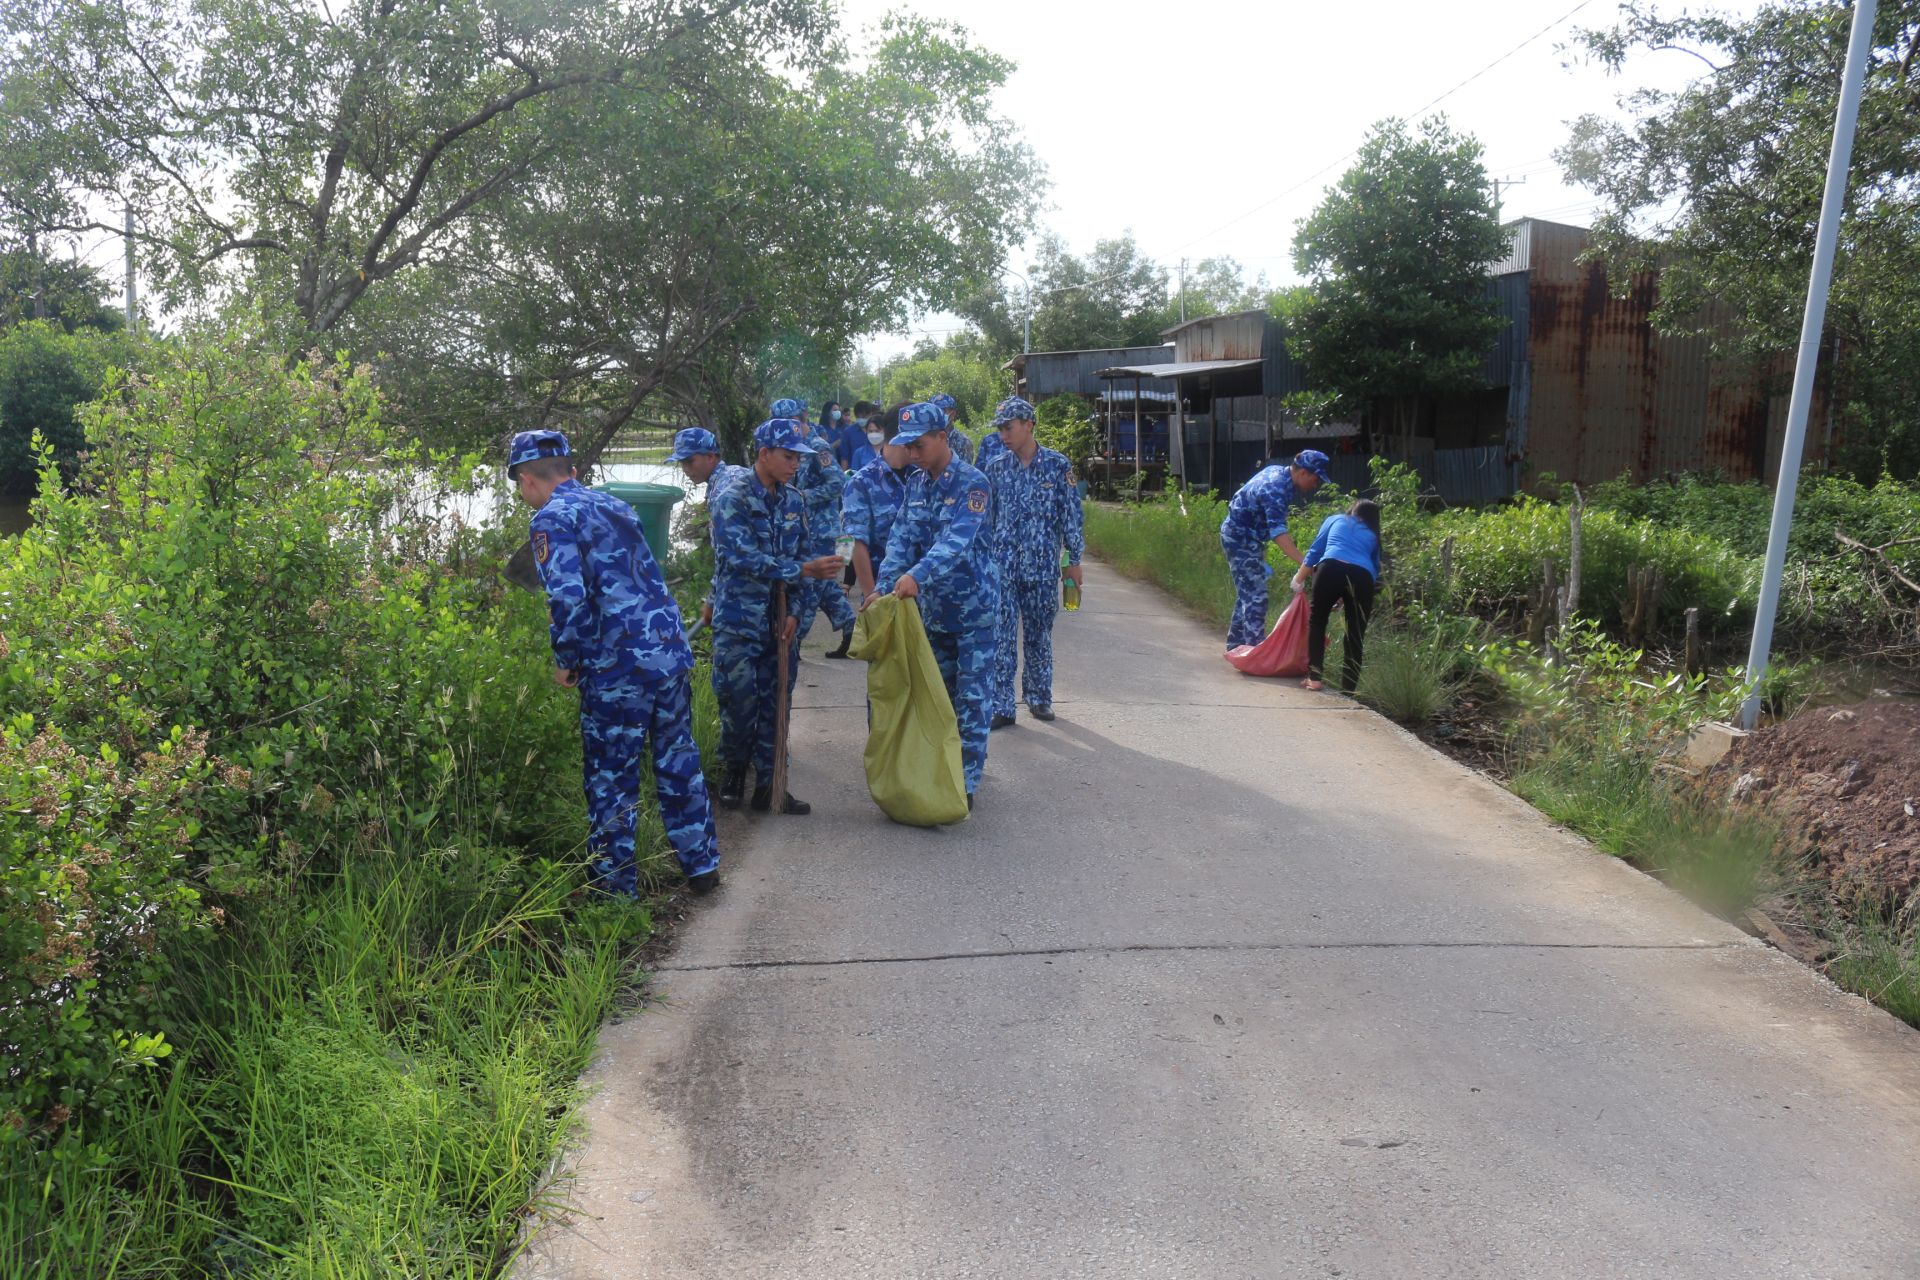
[1083,492,1920,1028]
[2,336,722,1278]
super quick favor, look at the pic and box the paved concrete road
[520,561,1920,1280]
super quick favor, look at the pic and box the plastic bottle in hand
[1061,551,1080,611]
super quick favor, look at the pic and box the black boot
[717,766,747,810]
[825,629,854,659]
[990,712,1016,730]
[751,784,812,815]
[687,869,721,895]
[1028,703,1056,722]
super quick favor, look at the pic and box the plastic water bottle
[1061,551,1080,612]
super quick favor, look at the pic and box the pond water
[0,462,702,539]
[453,461,702,528]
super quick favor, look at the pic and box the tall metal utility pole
[1492,176,1526,224]
[1178,258,1187,323]
[1741,0,1878,729]
[123,204,137,330]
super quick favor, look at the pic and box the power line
[1169,0,1600,254]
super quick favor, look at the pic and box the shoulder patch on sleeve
[967,487,989,514]
[533,530,550,564]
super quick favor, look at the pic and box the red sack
[1225,590,1316,677]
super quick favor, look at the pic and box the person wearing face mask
[837,400,878,468]
[850,412,885,471]
[842,407,917,600]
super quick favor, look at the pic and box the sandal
[1302,678,1324,691]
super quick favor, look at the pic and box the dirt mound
[1710,701,1920,901]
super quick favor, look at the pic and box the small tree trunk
[1527,558,1557,647]
[1557,486,1584,631]
[1439,535,1455,590]
[1684,607,1702,675]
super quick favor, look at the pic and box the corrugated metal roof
[1487,217,1589,276]
[1161,308,1268,340]
[1008,345,1173,398]
[1096,358,1265,379]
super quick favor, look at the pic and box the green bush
[1590,470,1920,645]
[1402,497,1757,632]
[0,320,125,491]
[0,329,690,1274]
[1035,395,1099,475]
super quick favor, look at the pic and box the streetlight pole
[1740,0,1877,730]
[1005,265,1033,354]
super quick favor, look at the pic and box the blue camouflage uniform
[513,431,718,895]
[975,429,1007,469]
[983,398,1082,719]
[710,420,812,785]
[670,427,744,618]
[1219,452,1331,648]
[773,399,858,648]
[930,393,974,464]
[876,403,999,794]
[842,455,912,570]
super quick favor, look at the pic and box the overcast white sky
[843,0,1757,362]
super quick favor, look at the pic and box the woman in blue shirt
[1290,499,1383,693]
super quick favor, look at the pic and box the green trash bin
[594,481,685,558]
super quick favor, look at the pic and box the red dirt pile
[1710,701,1920,901]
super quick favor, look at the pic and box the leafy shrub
[1035,394,1099,475]
[0,321,125,491]
[1401,497,1757,632]
[0,332,583,1149]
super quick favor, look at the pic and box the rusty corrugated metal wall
[1520,219,1813,486]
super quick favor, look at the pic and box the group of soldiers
[506,391,1085,899]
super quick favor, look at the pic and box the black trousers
[1308,559,1376,691]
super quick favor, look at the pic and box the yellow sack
[848,595,969,826]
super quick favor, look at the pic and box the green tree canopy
[1283,115,1507,449]
[0,320,125,491]
[1559,0,1920,478]
[0,252,123,334]
[4,0,829,336]
[878,347,1008,430]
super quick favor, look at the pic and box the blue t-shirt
[1304,514,1382,582]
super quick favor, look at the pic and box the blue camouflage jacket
[1224,464,1309,541]
[710,466,810,635]
[975,430,1007,469]
[985,446,1084,582]
[531,479,693,682]
[948,425,976,465]
[876,457,999,633]
[842,458,913,565]
[795,429,845,552]
[706,461,749,505]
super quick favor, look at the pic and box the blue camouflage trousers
[1220,520,1272,649]
[993,578,1060,717]
[580,671,718,895]
[793,577,857,648]
[711,623,800,780]
[928,623,995,793]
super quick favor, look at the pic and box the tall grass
[1082,496,1242,629]
[0,795,676,1279]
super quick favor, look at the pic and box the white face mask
[866,430,885,446]
[830,409,842,423]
